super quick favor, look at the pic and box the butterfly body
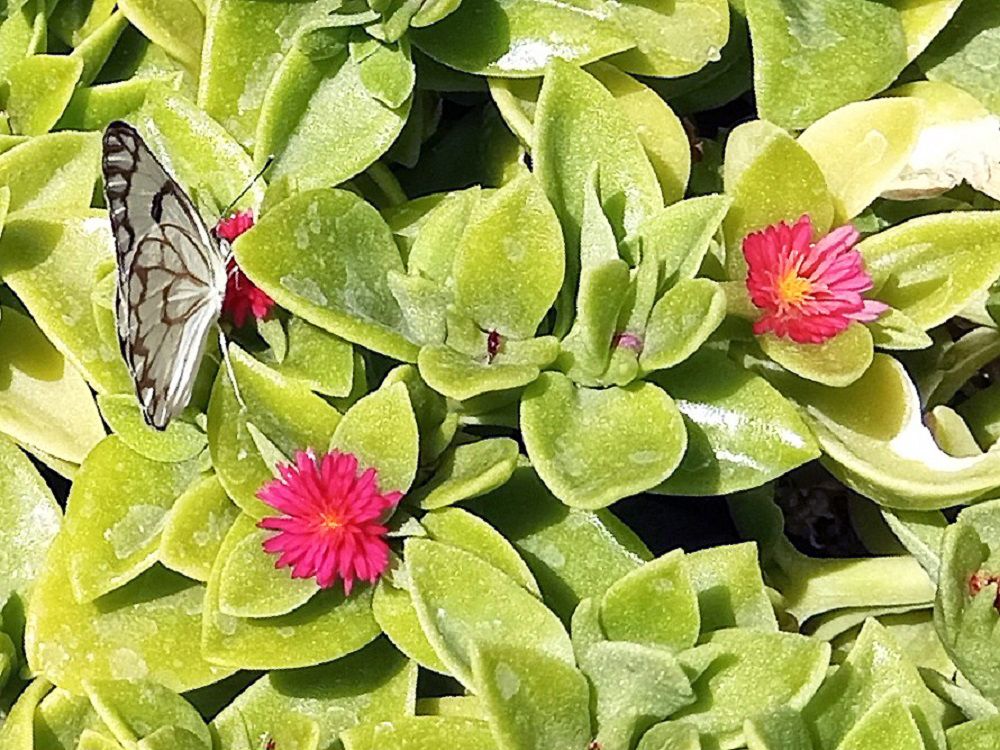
[102,121,228,430]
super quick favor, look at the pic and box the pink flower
[743,215,887,344]
[215,210,275,328]
[257,450,402,594]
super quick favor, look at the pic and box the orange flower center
[775,270,812,307]
[320,512,342,530]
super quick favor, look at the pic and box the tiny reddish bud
[969,570,1000,611]
[612,331,643,353]
[487,330,502,363]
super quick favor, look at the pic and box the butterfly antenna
[218,328,248,413]
[219,156,274,221]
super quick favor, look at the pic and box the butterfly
[102,120,232,431]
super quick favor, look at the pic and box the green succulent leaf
[212,639,416,750]
[158,473,238,582]
[207,346,342,518]
[651,351,818,495]
[202,514,381,670]
[860,211,1000,331]
[236,189,418,361]
[522,373,686,508]
[406,537,573,689]
[6,54,84,136]
[745,0,908,129]
[472,642,591,750]
[62,437,199,603]
[410,0,633,77]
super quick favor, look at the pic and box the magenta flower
[257,450,402,594]
[215,209,275,328]
[743,215,887,345]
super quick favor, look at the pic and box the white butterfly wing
[102,120,228,430]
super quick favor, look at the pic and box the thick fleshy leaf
[686,543,777,632]
[410,439,519,510]
[609,0,729,78]
[236,189,418,361]
[471,465,650,620]
[452,174,564,339]
[601,550,699,652]
[202,515,381,669]
[98,394,206,463]
[329,380,418,494]
[373,577,450,674]
[218,518,320,619]
[522,373,686,508]
[636,722,700,750]
[31,684,113,749]
[198,0,340,148]
[59,75,180,132]
[418,337,558,401]
[0,306,105,466]
[342,716,496,750]
[639,279,726,373]
[85,679,210,748]
[70,8,129,86]
[118,0,204,72]
[6,54,83,135]
[935,501,1000,705]
[786,353,1000,509]
[722,120,834,278]
[803,619,946,750]
[27,535,232,692]
[622,194,731,284]
[673,629,830,746]
[212,638,416,750]
[0,435,61,614]
[406,537,573,689]
[535,59,662,249]
[472,642,591,750]
[0,211,131,394]
[745,0,908,129]
[0,678,53,749]
[159,473,238,582]
[583,641,695,750]
[798,98,926,222]
[207,346,342,518]
[265,318,355,397]
[860,211,1000,330]
[255,29,410,204]
[422,507,539,593]
[919,0,1000,115]
[760,324,875,388]
[588,63,692,204]
[0,131,101,213]
[651,351,818,495]
[134,86,263,216]
[948,717,1000,750]
[893,0,964,62]
[411,0,633,77]
[62,437,199,603]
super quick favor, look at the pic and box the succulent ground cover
[2,0,1000,749]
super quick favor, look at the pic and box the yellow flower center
[320,512,341,530]
[776,270,812,307]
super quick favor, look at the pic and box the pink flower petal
[257,449,401,594]
[743,214,886,345]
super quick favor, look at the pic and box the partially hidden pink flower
[257,449,402,594]
[215,209,275,328]
[743,214,888,345]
